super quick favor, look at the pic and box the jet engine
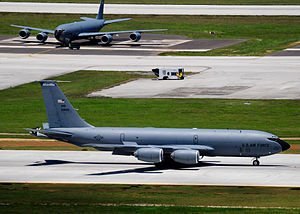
[134,148,163,163]
[36,32,48,43]
[100,34,113,44]
[171,150,200,165]
[19,29,30,39]
[129,32,141,42]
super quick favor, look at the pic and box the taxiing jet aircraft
[26,81,290,167]
[11,0,168,49]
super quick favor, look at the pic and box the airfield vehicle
[152,68,184,80]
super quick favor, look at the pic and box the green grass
[1,0,300,4]
[0,70,300,138]
[0,184,300,213]
[1,13,300,56]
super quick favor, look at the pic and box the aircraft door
[193,135,198,144]
[120,133,125,143]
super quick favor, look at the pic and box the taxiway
[0,150,299,187]
[0,35,246,56]
[1,53,300,99]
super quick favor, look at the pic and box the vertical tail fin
[40,81,92,128]
[96,0,104,20]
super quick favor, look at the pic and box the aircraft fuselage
[51,127,287,157]
[54,19,105,44]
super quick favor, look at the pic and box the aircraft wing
[78,29,168,37]
[11,24,55,34]
[82,143,214,152]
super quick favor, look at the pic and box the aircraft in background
[11,0,168,49]
[26,80,290,168]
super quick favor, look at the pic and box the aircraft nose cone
[278,138,290,152]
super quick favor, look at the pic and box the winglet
[96,0,104,20]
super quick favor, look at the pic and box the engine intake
[100,34,113,45]
[129,32,141,42]
[19,29,30,39]
[36,32,48,43]
[134,148,163,163]
[171,150,199,165]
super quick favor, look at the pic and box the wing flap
[11,25,54,34]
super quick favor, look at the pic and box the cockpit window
[268,138,280,143]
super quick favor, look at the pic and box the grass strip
[0,183,299,214]
[1,13,300,56]
[0,70,300,138]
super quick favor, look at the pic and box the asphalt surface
[0,35,246,56]
[0,150,299,186]
[269,45,300,56]
[1,2,300,16]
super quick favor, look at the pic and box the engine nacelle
[19,29,30,39]
[171,150,199,165]
[134,148,163,163]
[100,34,113,44]
[36,32,48,43]
[129,32,141,42]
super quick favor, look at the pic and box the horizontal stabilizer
[80,17,97,21]
[104,18,132,25]
[24,128,72,139]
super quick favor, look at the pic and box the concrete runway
[1,2,300,16]
[0,35,246,56]
[0,150,299,186]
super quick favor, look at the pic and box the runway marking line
[0,45,210,53]
[0,181,299,188]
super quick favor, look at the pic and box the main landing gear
[68,43,80,50]
[252,157,260,166]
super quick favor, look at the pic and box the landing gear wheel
[253,160,260,166]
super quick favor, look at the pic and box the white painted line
[1,2,300,16]
[0,45,210,52]
[284,48,300,51]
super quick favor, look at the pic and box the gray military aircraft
[26,81,290,167]
[11,0,167,49]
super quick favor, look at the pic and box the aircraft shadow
[27,159,153,166]
[87,161,287,176]
[88,164,203,176]
[13,39,60,45]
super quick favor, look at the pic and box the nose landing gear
[252,157,260,166]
